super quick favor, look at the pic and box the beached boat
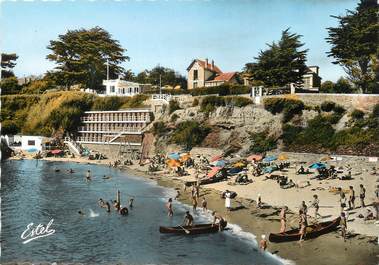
[269,217,341,243]
[159,222,227,235]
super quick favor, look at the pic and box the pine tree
[244,29,308,87]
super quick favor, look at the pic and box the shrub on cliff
[281,124,303,145]
[224,96,253,107]
[171,121,210,149]
[249,131,277,153]
[372,104,379,118]
[263,97,304,122]
[122,94,149,108]
[169,99,181,114]
[320,101,336,112]
[350,109,365,120]
[152,121,168,136]
[200,96,225,113]
[189,84,250,96]
[92,96,127,110]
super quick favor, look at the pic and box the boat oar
[179,225,191,234]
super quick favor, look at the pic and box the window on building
[28,140,36,146]
[193,82,198,88]
[110,86,115,93]
[194,70,198,80]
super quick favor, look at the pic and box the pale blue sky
[1,0,357,82]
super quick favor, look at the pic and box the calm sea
[1,160,287,265]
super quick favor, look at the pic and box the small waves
[89,209,99,218]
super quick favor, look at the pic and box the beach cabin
[21,136,44,152]
[102,78,151,97]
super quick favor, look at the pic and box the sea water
[1,160,290,265]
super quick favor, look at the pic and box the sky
[0,0,358,82]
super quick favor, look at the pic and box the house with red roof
[186,59,239,90]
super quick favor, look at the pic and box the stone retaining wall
[264,93,379,111]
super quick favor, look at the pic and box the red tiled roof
[197,59,222,73]
[187,59,222,73]
[212,72,237,81]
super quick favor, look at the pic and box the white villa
[102,78,151,97]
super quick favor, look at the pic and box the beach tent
[309,162,326,169]
[278,154,288,161]
[210,155,223,162]
[167,159,181,168]
[263,155,277,162]
[207,167,222,178]
[246,154,263,162]
[168,152,180,160]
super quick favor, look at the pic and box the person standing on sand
[348,186,355,210]
[339,189,347,212]
[166,198,173,217]
[359,184,366,208]
[375,185,379,220]
[311,195,322,219]
[192,196,198,212]
[279,206,288,233]
[202,197,208,212]
[299,210,307,242]
[225,190,232,212]
[340,212,347,242]
[257,194,262,209]
[300,201,308,215]
[260,235,267,251]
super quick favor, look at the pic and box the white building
[20,136,44,152]
[102,78,151,97]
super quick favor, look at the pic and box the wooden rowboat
[269,217,341,243]
[159,222,227,235]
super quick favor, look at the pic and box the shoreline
[7,155,379,265]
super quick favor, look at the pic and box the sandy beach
[10,150,379,265]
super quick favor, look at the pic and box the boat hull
[269,217,341,243]
[159,222,227,235]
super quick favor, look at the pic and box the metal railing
[151,94,172,102]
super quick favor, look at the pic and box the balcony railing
[80,117,150,122]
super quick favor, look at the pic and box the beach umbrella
[263,166,275,173]
[263,155,277,162]
[51,149,63,155]
[211,160,227,167]
[233,162,246,168]
[207,167,222,178]
[278,154,288,161]
[309,162,326,169]
[228,157,242,163]
[210,155,223,162]
[320,156,331,161]
[168,153,180,160]
[167,159,181,168]
[246,154,263,162]
[180,153,191,162]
